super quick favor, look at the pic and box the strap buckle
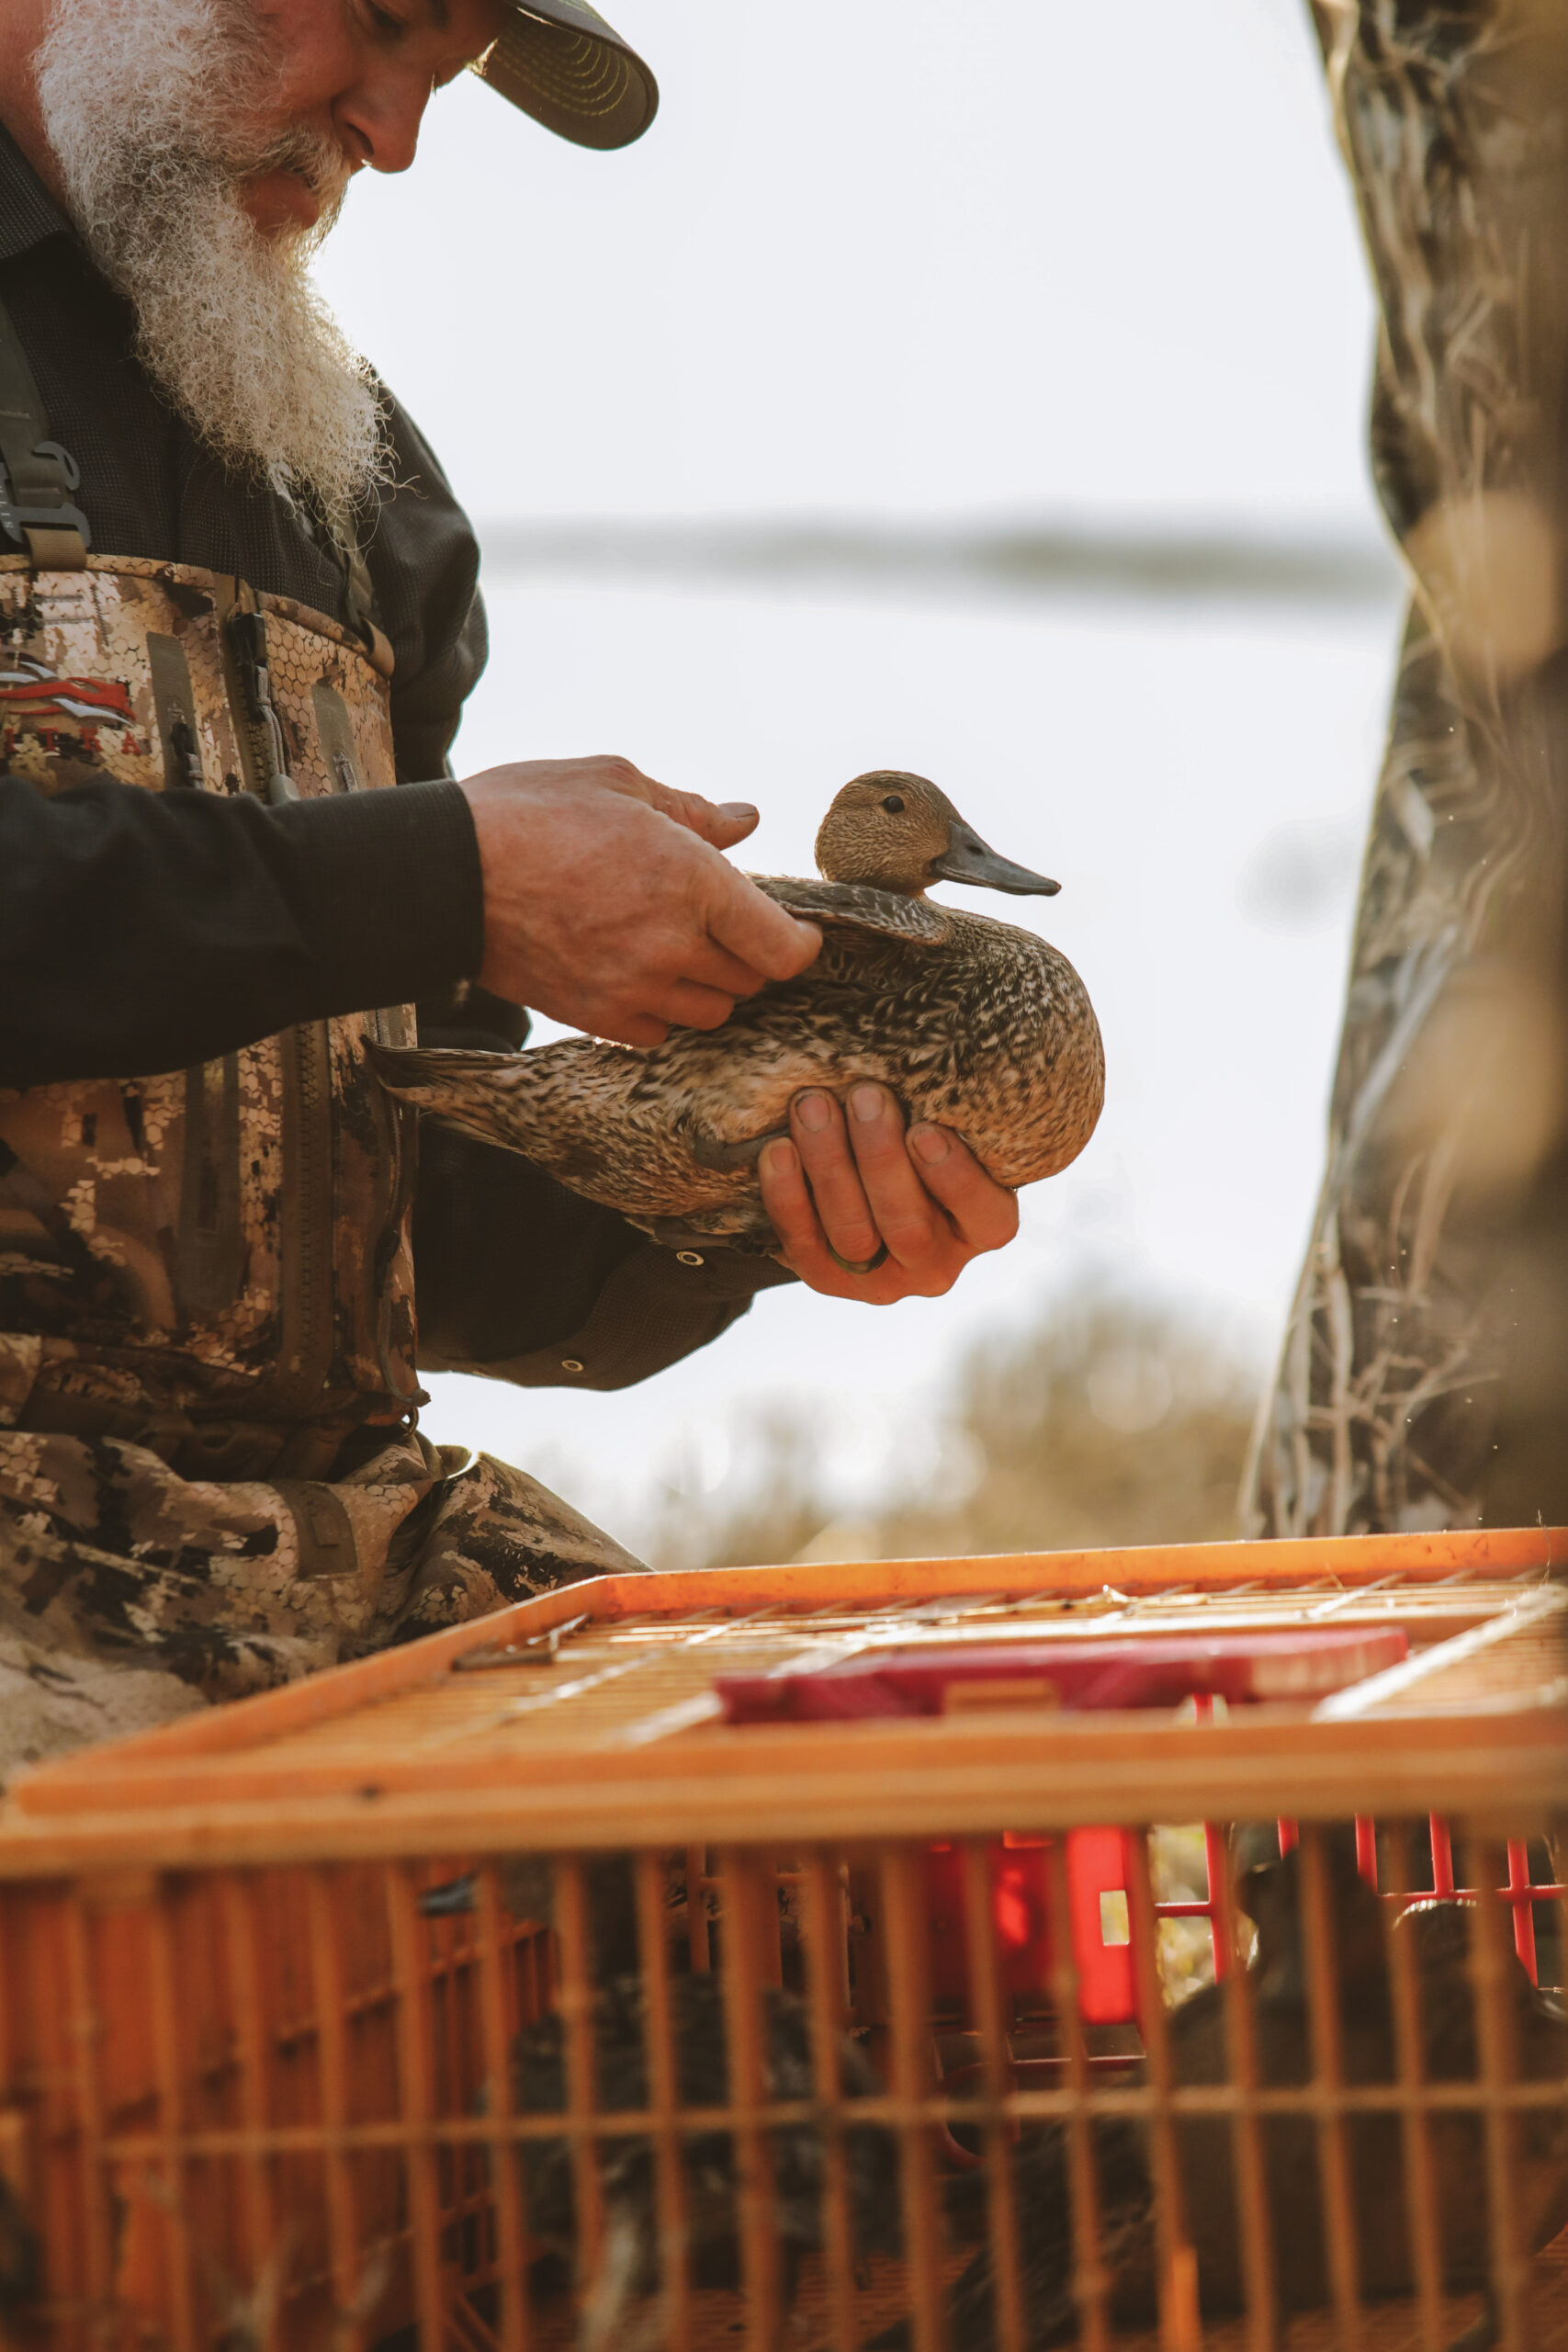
[0,439,91,559]
[337,525,395,677]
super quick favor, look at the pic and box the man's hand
[759,1084,1019,1302]
[459,756,821,1046]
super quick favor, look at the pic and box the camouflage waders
[0,334,639,1775]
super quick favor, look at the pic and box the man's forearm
[0,775,483,1086]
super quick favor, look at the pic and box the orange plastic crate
[0,1529,1562,2350]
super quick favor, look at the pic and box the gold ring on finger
[827,1241,890,1275]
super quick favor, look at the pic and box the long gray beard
[35,0,389,535]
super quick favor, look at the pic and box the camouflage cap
[473,2,658,151]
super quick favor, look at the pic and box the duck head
[813,771,1060,900]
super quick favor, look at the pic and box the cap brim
[474,3,659,151]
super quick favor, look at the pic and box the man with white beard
[0,0,1021,1767]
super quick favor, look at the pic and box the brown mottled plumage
[372,772,1104,1250]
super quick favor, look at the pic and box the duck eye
[881,793,905,814]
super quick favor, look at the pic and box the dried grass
[649,1285,1261,1572]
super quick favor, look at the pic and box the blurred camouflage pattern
[1247,0,1568,1534]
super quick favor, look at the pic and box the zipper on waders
[309,676,423,1410]
[219,577,337,1423]
[367,1001,426,1408]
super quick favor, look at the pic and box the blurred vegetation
[647,1284,1263,1572]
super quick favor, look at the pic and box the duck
[892,1843,1568,2352]
[371,771,1104,1252]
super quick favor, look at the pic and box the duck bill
[929,827,1060,897]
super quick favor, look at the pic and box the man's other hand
[759,1084,1020,1303]
[460,756,821,1046]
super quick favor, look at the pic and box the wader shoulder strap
[336,518,395,680]
[0,285,89,569]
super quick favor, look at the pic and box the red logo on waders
[0,657,145,759]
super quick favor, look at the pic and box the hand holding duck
[378,770,1102,1293]
[457,752,820,1045]
[758,1081,1021,1300]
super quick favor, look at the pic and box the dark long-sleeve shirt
[3,773,484,1084]
[0,123,787,1387]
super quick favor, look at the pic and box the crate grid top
[1,1531,1563,1871]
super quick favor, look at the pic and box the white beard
[35,0,389,534]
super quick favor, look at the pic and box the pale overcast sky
[318,0,1376,528]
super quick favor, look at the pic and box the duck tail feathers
[366,1040,540,1151]
[368,1042,497,1081]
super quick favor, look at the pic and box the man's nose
[337,75,432,175]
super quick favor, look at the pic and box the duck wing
[750,874,949,946]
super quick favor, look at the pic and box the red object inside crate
[923,1812,1564,2080]
[925,1826,1138,2024]
[925,1815,1565,2180]
[721,1633,1408,2034]
[715,1624,1408,1723]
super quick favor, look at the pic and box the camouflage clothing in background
[0,1425,642,1774]
[1247,0,1568,1534]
